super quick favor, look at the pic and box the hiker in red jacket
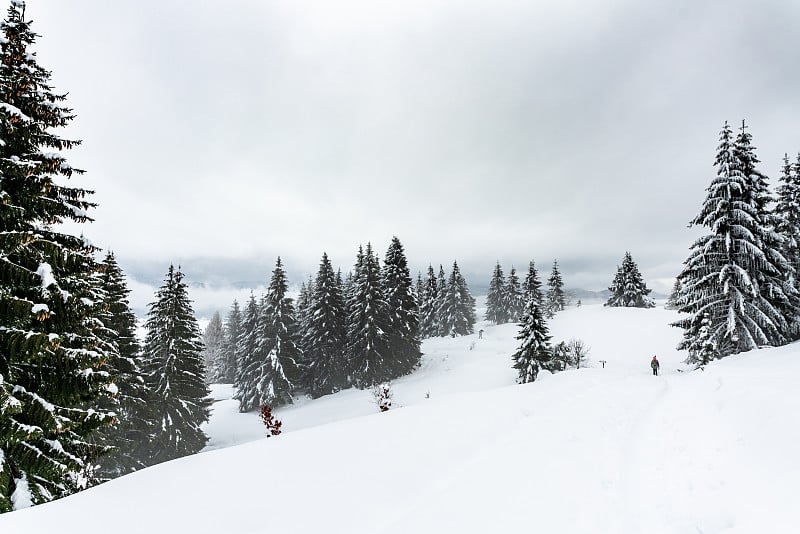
[651,355,660,376]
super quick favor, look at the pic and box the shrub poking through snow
[372,383,392,412]
[259,404,282,437]
[566,338,591,369]
[551,338,590,370]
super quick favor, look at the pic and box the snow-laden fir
[1,300,797,533]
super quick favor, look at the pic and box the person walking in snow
[651,355,660,376]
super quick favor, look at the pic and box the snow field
[1,302,798,533]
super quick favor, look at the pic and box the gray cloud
[33,0,800,308]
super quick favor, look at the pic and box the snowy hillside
[1,303,797,533]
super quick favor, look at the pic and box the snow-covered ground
[2,303,798,533]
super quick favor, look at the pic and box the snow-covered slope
[2,304,797,533]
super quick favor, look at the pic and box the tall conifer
[94,253,149,479]
[434,265,447,336]
[219,300,242,383]
[202,312,225,383]
[233,294,260,411]
[485,263,508,324]
[0,3,114,509]
[545,260,567,317]
[605,252,655,308]
[419,265,439,339]
[381,237,421,377]
[304,253,348,397]
[675,122,796,361]
[505,267,525,322]
[440,261,476,336]
[140,266,210,465]
[523,259,544,307]
[254,258,301,407]
[511,299,553,384]
[345,243,391,387]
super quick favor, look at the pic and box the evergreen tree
[295,278,312,344]
[336,269,344,294]
[304,253,348,397]
[734,122,800,337]
[545,260,567,317]
[665,279,684,310]
[675,122,796,362]
[484,262,508,324]
[140,266,210,465]
[511,299,553,384]
[202,311,225,383]
[345,243,391,387]
[381,237,422,377]
[523,259,544,307]
[0,3,114,509]
[605,252,655,308]
[94,253,149,479]
[233,294,260,411]
[419,265,439,339]
[775,152,800,336]
[434,265,447,336]
[218,300,242,383]
[505,266,525,322]
[440,261,476,336]
[253,257,301,408]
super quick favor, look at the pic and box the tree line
[205,242,478,409]
[484,259,566,324]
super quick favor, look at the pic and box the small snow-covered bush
[371,383,392,412]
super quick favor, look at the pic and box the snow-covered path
[1,303,798,533]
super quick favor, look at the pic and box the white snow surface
[1,303,798,533]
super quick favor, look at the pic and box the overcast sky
[31,0,800,316]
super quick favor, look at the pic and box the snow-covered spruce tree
[605,252,655,308]
[775,152,800,335]
[255,257,301,407]
[545,260,566,317]
[665,279,683,310]
[505,266,525,322]
[523,259,544,307]
[434,264,448,336]
[295,278,311,347]
[734,122,800,336]
[139,265,210,465]
[218,300,242,383]
[202,311,225,383]
[303,252,348,398]
[484,262,508,324]
[674,122,796,361]
[0,3,116,510]
[345,243,392,387]
[94,253,150,479]
[440,261,476,336]
[381,237,422,377]
[511,298,553,384]
[418,265,439,339]
[485,262,507,325]
[233,294,260,411]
